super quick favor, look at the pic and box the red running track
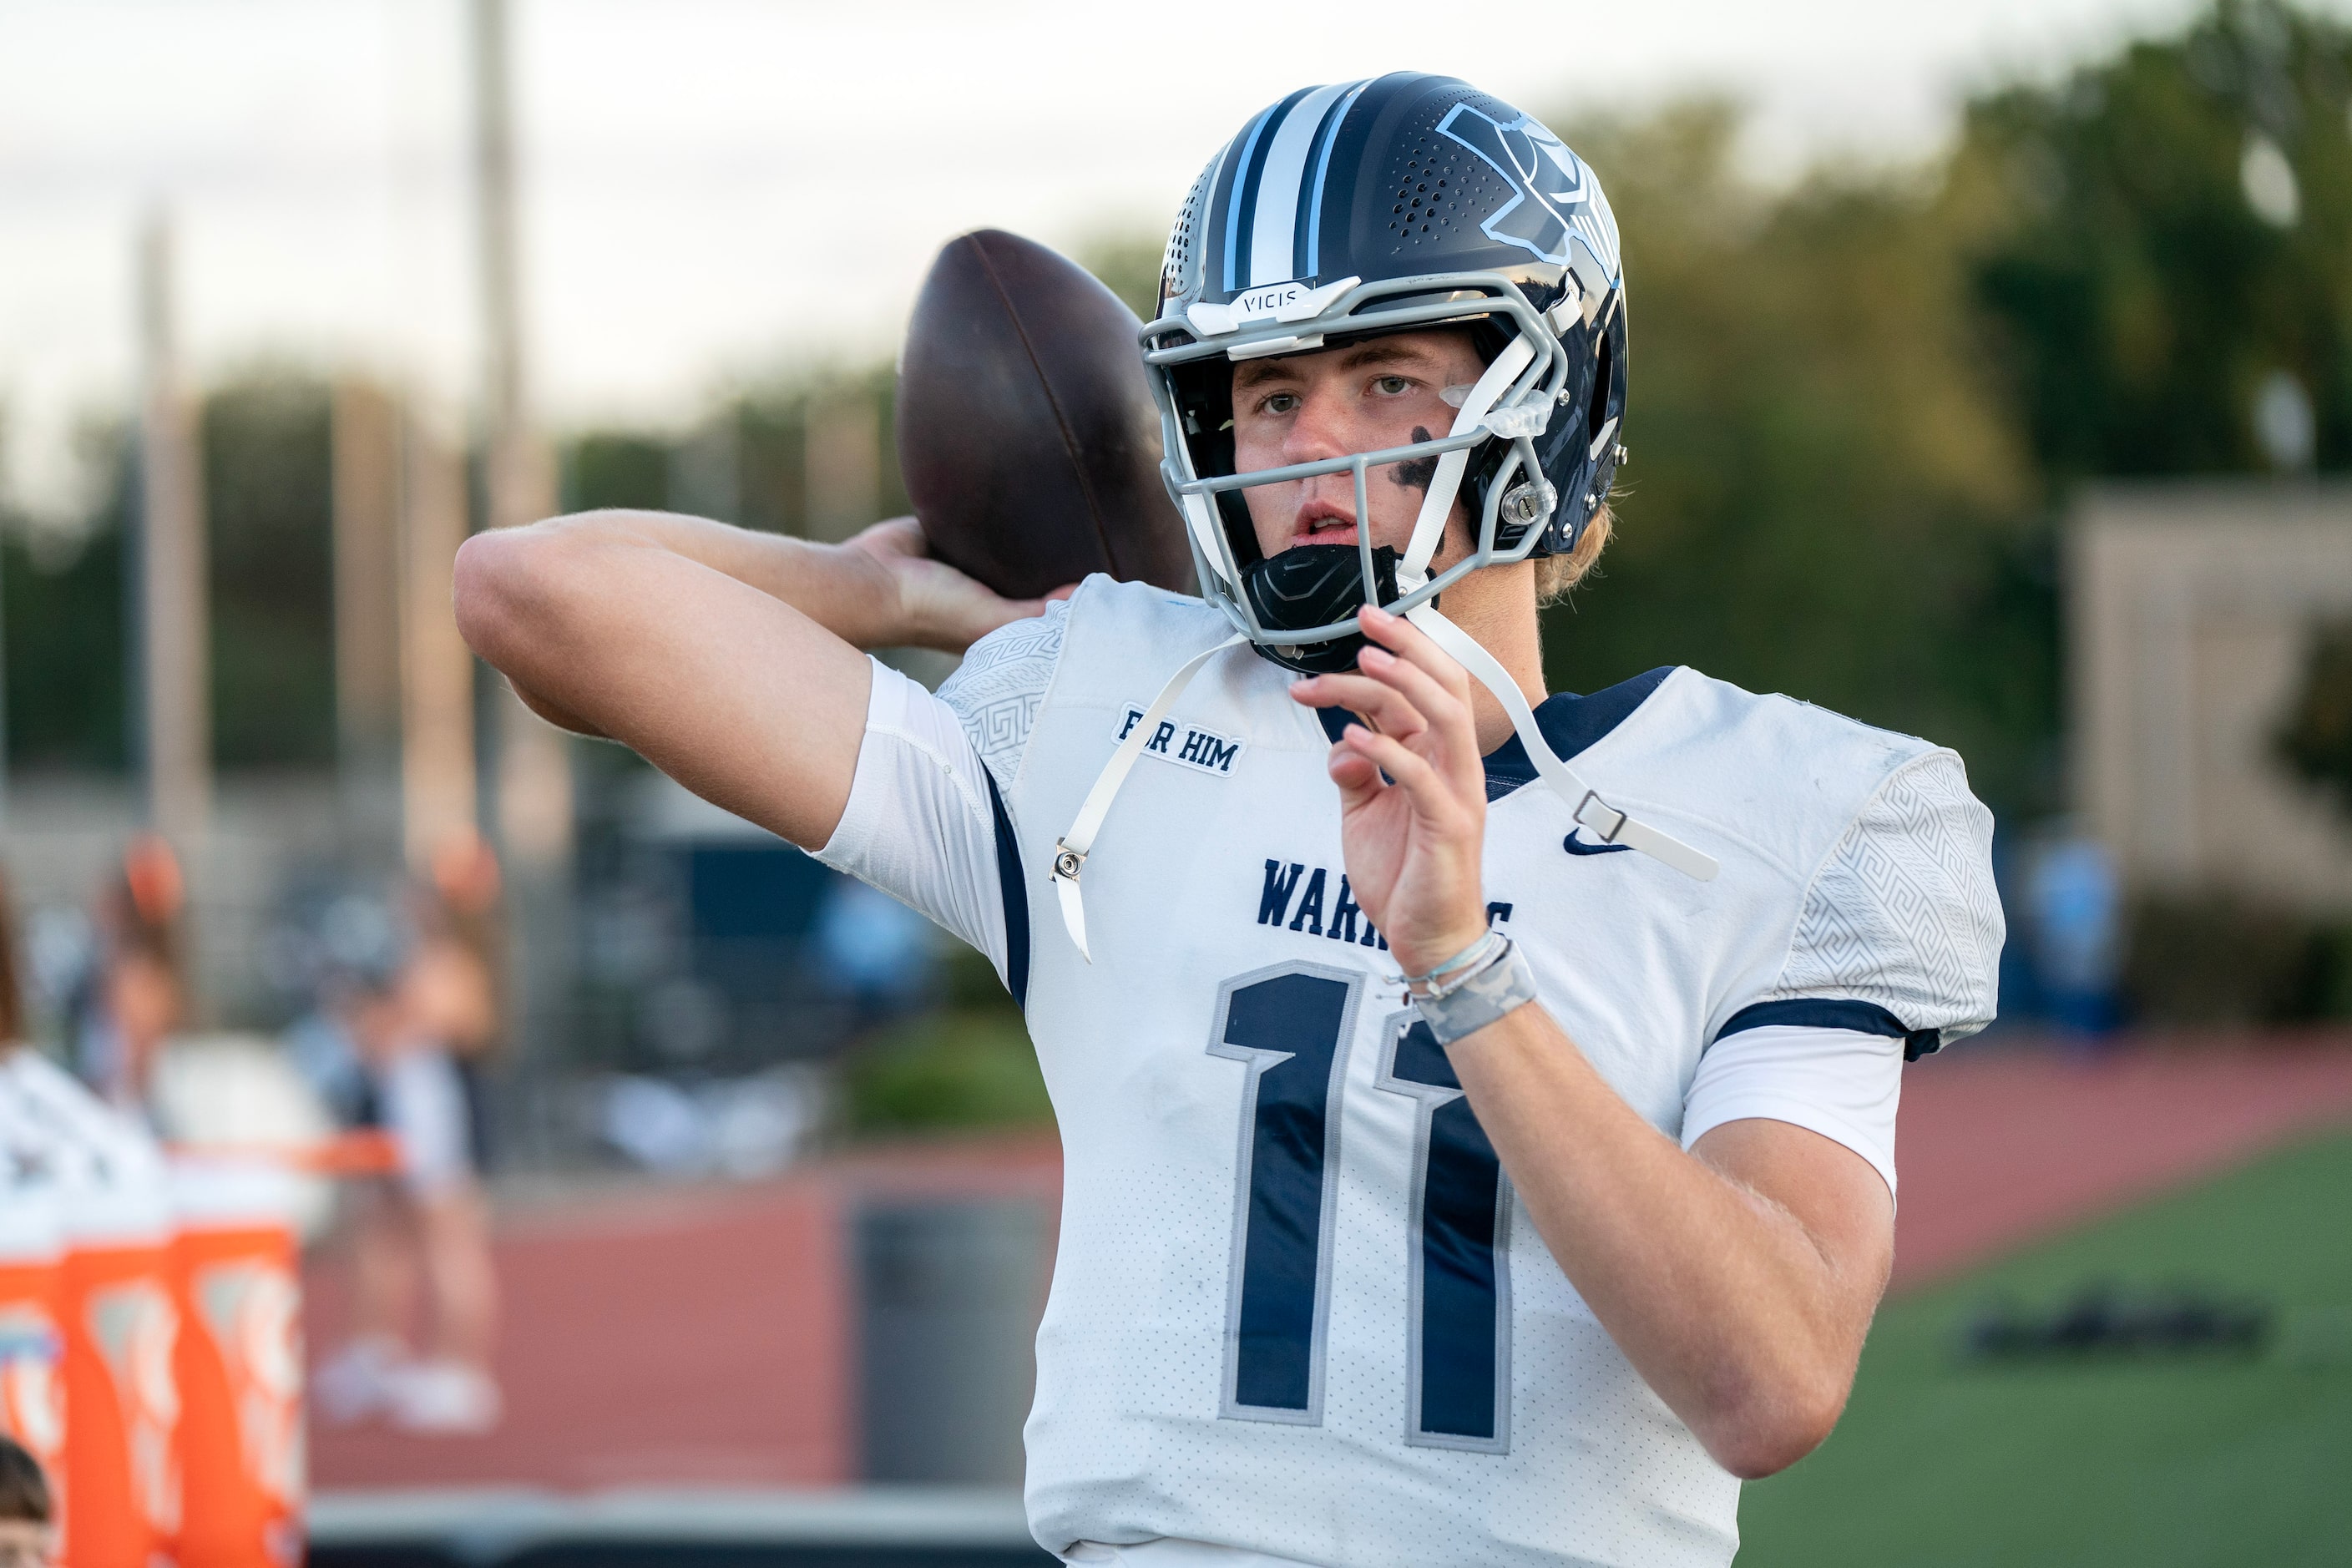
[309,1039,2352,1492]
[307,1136,1060,1491]
[1885,1036,2352,1287]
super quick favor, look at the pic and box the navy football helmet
[1142,73,1628,673]
[1050,78,1702,964]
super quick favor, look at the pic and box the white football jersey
[817,577,2002,1568]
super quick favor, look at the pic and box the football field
[1737,1130,2352,1566]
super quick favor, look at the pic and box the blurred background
[5,0,2352,1561]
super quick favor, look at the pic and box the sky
[0,0,2249,518]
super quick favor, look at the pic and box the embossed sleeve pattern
[812,659,1009,976]
[935,599,1070,786]
[1770,749,2005,1047]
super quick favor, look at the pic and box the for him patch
[1115,706,1244,776]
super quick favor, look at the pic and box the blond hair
[1532,501,1612,606]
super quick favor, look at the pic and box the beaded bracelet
[1394,928,1509,1000]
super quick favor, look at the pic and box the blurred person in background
[2025,834,2121,1041]
[397,832,503,1428]
[0,1434,54,1568]
[309,887,501,1435]
[0,870,23,1060]
[411,830,505,1178]
[71,837,187,1118]
[814,873,938,1028]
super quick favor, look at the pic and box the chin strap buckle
[1406,603,1720,883]
[1573,791,1628,843]
[1051,841,1086,883]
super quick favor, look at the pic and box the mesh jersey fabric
[816,576,2000,1567]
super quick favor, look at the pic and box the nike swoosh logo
[1563,831,1632,857]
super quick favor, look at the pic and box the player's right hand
[842,516,1074,655]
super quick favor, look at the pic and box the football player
[457,73,2001,1568]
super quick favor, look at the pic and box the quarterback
[458,74,2000,1568]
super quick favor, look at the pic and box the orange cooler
[58,1197,178,1568]
[0,1179,67,1550]
[5,1052,182,1568]
[171,1158,303,1567]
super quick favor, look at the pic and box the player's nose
[1279,383,1357,467]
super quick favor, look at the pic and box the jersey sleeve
[1682,749,2002,1196]
[812,604,1070,1001]
[812,659,1015,984]
[1728,746,2004,1055]
[1681,1025,1903,1199]
[934,598,1071,787]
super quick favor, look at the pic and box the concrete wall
[2071,482,2352,908]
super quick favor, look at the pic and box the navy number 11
[1210,963,1514,1449]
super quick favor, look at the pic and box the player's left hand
[1288,604,1491,978]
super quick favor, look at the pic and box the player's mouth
[1290,502,1358,549]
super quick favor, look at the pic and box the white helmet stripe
[1220,103,1281,294]
[1247,82,1353,289]
[1302,79,1373,281]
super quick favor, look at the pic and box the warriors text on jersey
[816,577,2002,1568]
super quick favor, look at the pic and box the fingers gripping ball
[896,230,1195,600]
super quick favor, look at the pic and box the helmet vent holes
[1161,163,1212,297]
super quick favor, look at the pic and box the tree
[204,373,335,768]
[1537,104,2051,812]
[1958,0,2352,477]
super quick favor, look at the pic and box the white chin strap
[1388,328,1716,888]
[1050,634,1247,960]
[1050,329,1712,962]
[1406,604,1719,883]
[1048,618,1714,964]
[1400,336,1535,589]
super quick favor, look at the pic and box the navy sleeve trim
[1716,997,1944,1062]
[984,767,1029,1010]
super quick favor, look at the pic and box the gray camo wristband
[1415,939,1540,1046]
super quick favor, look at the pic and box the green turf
[1734,1131,2352,1567]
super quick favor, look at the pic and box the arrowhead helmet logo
[1435,104,1621,282]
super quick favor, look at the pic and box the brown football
[896,229,1195,600]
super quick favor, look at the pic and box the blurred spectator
[281,888,402,1126]
[814,876,937,1024]
[309,863,502,1437]
[71,836,188,1116]
[0,1434,54,1568]
[2026,833,2122,1039]
[411,829,505,1175]
[0,873,21,1053]
[392,831,503,1431]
